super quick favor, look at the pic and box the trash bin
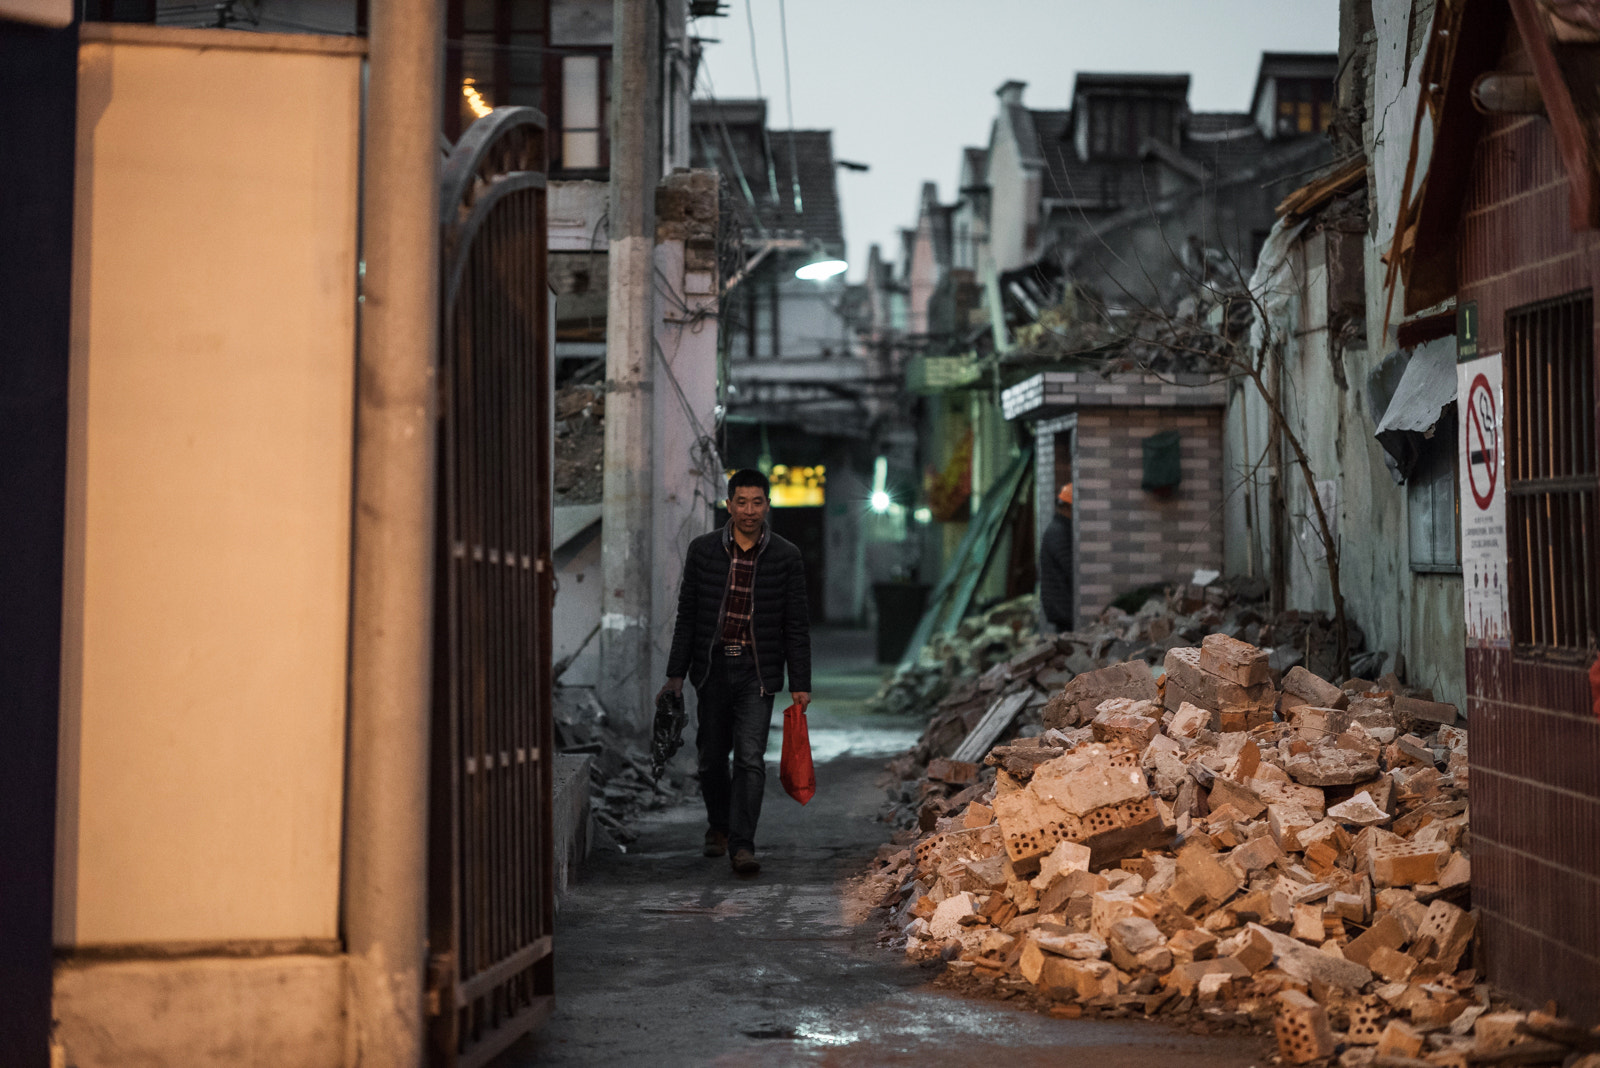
[873,582,930,664]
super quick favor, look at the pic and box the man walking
[1040,482,1075,632]
[660,469,811,875]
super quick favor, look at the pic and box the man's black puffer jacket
[666,523,811,694]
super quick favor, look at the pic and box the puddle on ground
[764,725,920,763]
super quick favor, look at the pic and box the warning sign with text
[1458,352,1510,647]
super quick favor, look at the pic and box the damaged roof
[691,98,845,253]
[1403,0,1600,313]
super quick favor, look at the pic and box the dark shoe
[730,849,760,875]
[703,829,728,858]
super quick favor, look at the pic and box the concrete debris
[554,383,605,504]
[856,625,1586,1064]
[554,685,687,847]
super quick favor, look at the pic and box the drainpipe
[343,0,442,1062]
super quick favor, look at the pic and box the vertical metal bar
[507,190,523,975]
[1559,306,1573,647]
[1570,302,1582,479]
[1584,488,1597,647]
[1511,312,1527,643]
[1558,491,1572,647]
[497,200,513,979]
[519,186,536,965]
[535,168,555,994]
[1547,494,1559,645]
[1587,299,1599,645]
[485,213,500,992]
[472,236,489,990]
[485,209,501,990]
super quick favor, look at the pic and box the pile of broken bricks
[868,594,1047,717]
[870,578,1383,721]
[863,633,1600,1066]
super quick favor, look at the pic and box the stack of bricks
[1161,635,1277,733]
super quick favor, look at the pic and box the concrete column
[651,171,721,690]
[343,0,442,1062]
[599,0,662,732]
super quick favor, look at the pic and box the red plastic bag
[779,703,816,805]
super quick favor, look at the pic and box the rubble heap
[869,580,1383,720]
[869,595,1043,716]
[858,633,1581,1067]
[554,686,687,847]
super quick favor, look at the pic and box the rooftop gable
[690,99,844,251]
[1247,52,1340,117]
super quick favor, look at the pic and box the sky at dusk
[690,0,1341,280]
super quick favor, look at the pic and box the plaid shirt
[719,537,759,645]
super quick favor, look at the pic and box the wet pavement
[501,629,1270,1067]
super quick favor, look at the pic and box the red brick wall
[1073,406,1224,625]
[1457,110,1600,1023]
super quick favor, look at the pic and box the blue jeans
[694,653,776,854]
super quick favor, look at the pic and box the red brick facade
[1072,407,1225,626]
[1456,109,1600,1022]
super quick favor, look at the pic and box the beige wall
[58,27,363,946]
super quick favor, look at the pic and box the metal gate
[428,106,555,1068]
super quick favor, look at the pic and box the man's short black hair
[727,469,771,498]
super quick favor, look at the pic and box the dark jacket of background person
[667,523,812,695]
[1039,511,1075,629]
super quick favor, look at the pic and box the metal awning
[1373,336,1457,480]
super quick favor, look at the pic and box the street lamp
[870,455,891,513]
[795,256,848,281]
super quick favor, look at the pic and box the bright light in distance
[795,258,848,281]
[870,455,891,513]
[914,507,932,523]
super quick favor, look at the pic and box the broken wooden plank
[951,689,1033,764]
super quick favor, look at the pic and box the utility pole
[342,0,442,1062]
[599,0,662,732]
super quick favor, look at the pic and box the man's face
[730,485,770,536]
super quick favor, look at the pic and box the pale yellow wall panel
[61,36,361,945]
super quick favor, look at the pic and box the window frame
[548,48,611,177]
[1407,405,1463,575]
[1504,289,1600,660]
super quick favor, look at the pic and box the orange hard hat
[1058,483,1074,505]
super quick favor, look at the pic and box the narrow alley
[505,632,1268,1068]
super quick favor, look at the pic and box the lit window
[563,55,602,169]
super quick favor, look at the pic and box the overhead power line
[775,0,803,216]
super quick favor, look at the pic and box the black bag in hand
[649,689,688,780]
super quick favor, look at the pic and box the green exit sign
[1457,300,1478,361]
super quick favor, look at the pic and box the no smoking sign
[1466,372,1498,510]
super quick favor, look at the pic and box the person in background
[659,469,812,876]
[1040,482,1075,632]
